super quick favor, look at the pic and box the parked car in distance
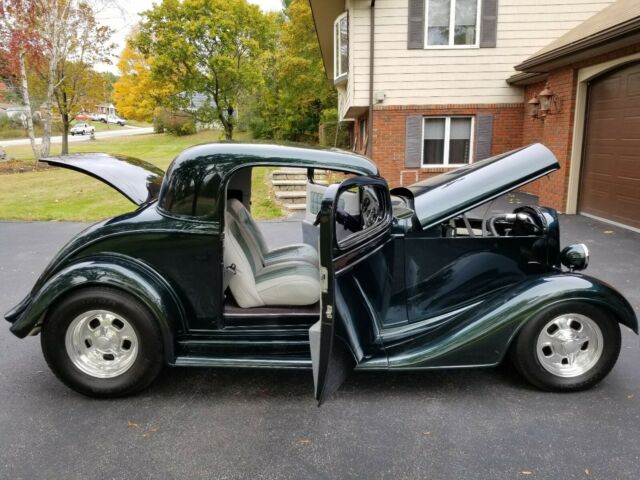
[69,123,95,136]
[5,144,637,402]
[106,114,126,126]
[88,113,102,122]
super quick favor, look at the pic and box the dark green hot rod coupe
[5,143,637,402]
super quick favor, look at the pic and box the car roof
[166,142,378,177]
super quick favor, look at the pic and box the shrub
[154,109,196,136]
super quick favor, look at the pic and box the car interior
[221,166,547,327]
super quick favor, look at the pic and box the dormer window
[334,12,348,80]
[426,0,480,47]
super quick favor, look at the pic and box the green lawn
[0,130,284,221]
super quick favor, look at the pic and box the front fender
[381,273,637,369]
[5,254,185,363]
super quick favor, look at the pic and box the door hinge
[320,266,328,293]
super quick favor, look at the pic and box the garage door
[579,62,640,230]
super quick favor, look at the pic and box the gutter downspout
[366,0,375,158]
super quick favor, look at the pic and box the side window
[335,185,388,247]
[333,12,348,80]
[159,163,219,218]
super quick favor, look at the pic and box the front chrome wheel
[536,313,604,378]
[65,309,139,379]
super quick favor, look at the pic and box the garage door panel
[580,62,640,230]
[626,72,640,96]
[618,156,640,180]
[591,75,621,99]
[587,117,618,141]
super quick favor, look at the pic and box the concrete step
[281,203,306,211]
[271,169,327,182]
[272,179,327,191]
[275,191,306,205]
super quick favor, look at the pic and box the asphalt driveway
[0,216,638,479]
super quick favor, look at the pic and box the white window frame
[421,116,474,168]
[333,12,349,81]
[424,0,481,49]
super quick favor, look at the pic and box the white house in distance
[310,0,640,231]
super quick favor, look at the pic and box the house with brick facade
[310,0,640,231]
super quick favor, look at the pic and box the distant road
[0,126,154,147]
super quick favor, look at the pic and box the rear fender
[6,254,185,363]
[381,273,637,369]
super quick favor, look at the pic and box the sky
[95,0,284,74]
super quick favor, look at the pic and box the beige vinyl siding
[337,0,615,116]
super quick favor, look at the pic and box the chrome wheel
[64,310,139,379]
[536,313,604,378]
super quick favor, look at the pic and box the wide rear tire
[41,287,164,398]
[510,302,621,392]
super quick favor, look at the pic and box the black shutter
[475,114,494,161]
[405,116,423,167]
[479,0,498,48]
[407,0,425,49]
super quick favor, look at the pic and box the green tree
[249,0,336,142]
[137,0,275,140]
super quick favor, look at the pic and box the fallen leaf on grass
[296,438,312,446]
[422,431,432,436]
[520,471,533,476]
[603,230,614,234]
[127,420,139,429]
[628,394,634,399]
[585,468,591,476]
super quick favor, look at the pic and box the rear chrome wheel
[511,302,621,392]
[65,310,139,379]
[42,288,163,398]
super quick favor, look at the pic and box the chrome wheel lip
[64,309,139,379]
[536,313,604,378]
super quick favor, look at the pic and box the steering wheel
[361,189,382,228]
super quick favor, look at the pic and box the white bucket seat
[223,213,320,308]
[227,198,318,267]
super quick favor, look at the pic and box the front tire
[41,287,164,398]
[511,302,621,392]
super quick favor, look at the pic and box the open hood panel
[41,153,164,205]
[396,143,560,229]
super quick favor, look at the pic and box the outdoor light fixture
[527,95,540,118]
[537,82,562,116]
[528,83,562,120]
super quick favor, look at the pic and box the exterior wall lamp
[528,83,562,120]
[527,95,541,118]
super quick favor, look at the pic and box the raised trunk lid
[41,153,164,205]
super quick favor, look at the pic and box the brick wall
[371,104,524,187]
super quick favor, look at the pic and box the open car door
[310,175,393,405]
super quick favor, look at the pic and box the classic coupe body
[6,143,637,401]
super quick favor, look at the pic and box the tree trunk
[41,5,63,159]
[219,109,233,140]
[40,53,58,158]
[18,50,40,162]
[61,113,69,155]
